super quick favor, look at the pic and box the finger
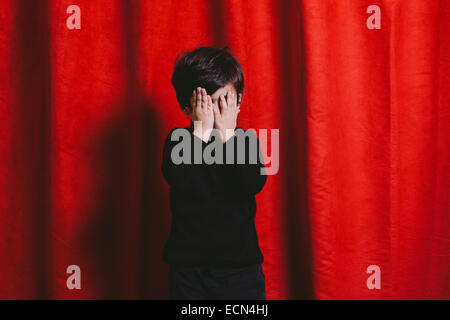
[227,91,235,109]
[196,87,202,110]
[202,88,208,110]
[207,95,212,110]
[220,95,227,114]
[232,92,237,108]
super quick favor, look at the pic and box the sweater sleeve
[219,128,267,198]
[161,128,209,192]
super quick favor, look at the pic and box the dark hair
[171,46,244,110]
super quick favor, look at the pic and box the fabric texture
[0,0,449,299]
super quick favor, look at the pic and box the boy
[162,46,267,300]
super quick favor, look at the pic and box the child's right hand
[190,87,214,142]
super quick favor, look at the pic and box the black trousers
[168,263,266,300]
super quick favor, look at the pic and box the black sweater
[161,124,267,267]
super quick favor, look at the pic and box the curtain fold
[0,0,448,299]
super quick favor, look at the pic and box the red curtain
[0,0,449,299]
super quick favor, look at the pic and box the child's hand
[213,90,240,143]
[190,87,214,142]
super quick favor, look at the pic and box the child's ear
[182,106,191,116]
[237,93,243,106]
